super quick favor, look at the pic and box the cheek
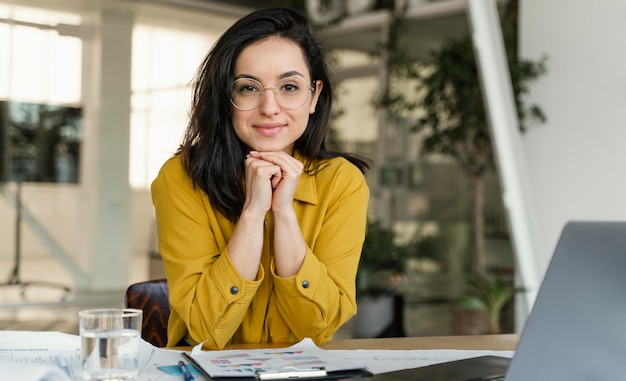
[293,110,311,134]
[231,111,247,137]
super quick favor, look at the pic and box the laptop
[367,221,626,380]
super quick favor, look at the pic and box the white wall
[520,0,626,277]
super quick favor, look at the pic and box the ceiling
[141,0,472,62]
[134,0,274,17]
[316,0,471,62]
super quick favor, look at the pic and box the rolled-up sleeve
[151,157,262,348]
[272,159,369,344]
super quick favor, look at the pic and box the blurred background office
[1,0,625,337]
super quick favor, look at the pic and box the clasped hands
[244,151,303,214]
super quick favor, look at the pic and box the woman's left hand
[247,151,303,212]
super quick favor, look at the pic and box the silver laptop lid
[506,221,626,380]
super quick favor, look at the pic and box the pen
[178,360,195,381]
[55,355,74,379]
[256,367,327,380]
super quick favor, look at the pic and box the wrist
[271,207,297,222]
[239,207,267,224]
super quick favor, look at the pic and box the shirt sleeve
[151,157,263,349]
[271,159,370,344]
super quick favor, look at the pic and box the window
[129,22,221,188]
[0,3,83,183]
[0,4,82,103]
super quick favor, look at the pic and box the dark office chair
[125,279,170,347]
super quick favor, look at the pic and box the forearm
[227,209,266,280]
[272,208,307,277]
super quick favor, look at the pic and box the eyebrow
[233,70,306,82]
[279,70,305,79]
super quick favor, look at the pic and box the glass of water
[79,308,143,381]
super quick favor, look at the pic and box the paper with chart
[188,337,366,377]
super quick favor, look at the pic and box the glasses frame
[230,77,316,111]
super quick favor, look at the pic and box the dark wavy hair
[177,6,368,222]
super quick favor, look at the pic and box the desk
[196,334,518,352]
[178,335,517,379]
[0,331,518,380]
[321,334,518,351]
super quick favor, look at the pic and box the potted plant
[357,221,408,295]
[353,220,412,338]
[452,275,520,334]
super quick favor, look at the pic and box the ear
[308,80,323,114]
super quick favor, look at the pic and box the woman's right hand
[227,153,280,280]
[242,152,282,216]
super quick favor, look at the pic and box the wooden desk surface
[191,334,518,352]
[320,334,518,351]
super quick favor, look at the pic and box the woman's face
[231,36,322,154]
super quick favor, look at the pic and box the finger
[246,157,282,184]
[249,151,303,176]
[271,173,282,189]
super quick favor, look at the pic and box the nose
[259,87,281,114]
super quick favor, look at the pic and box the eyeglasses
[230,77,314,111]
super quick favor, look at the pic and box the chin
[255,144,291,153]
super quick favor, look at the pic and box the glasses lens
[274,77,312,109]
[230,77,312,110]
[231,78,263,111]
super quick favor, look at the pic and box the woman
[151,6,369,349]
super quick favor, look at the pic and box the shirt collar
[293,151,318,205]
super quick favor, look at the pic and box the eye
[279,80,303,95]
[282,83,299,93]
[238,83,261,95]
[233,79,262,96]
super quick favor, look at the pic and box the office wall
[0,0,242,292]
[519,0,626,276]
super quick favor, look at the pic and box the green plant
[408,1,541,332]
[454,275,520,334]
[377,0,546,276]
[357,221,411,295]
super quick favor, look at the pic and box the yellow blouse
[151,153,369,349]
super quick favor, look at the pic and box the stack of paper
[3,363,72,381]
[184,338,370,380]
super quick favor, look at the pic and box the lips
[253,123,285,137]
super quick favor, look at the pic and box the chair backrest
[125,279,170,347]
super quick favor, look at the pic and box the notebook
[365,221,626,380]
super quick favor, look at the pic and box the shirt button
[230,286,239,295]
[301,280,310,289]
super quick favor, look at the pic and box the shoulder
[319,156,363,175]
[151,155,191,191]
[151,155,210,213]
[158,155,184,175]
[312,156,368,192]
